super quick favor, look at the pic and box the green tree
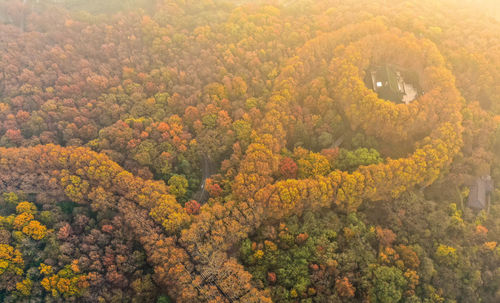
[335,148,383,172]
[168,175,188,199]
[370,266,407,303]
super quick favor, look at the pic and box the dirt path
[193,155,216,204]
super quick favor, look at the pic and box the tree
[22,220,47,240]
[0,244,24,291]
[295,148,331,178]
[370,266,407,303]
[278,157,298,179]
[168,174,188,199]
[435,244,458,266]
[40,262,89,298]
[335,148,383,172]
[335,277,355,298]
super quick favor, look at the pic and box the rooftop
[467,175,494,210]
[365,65,419,104]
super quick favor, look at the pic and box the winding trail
[193,155,216,204]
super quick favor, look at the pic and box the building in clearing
[365,65,419,105]
[467,175,494,210]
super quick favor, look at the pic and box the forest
[0,0,499,302]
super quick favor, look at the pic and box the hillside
[0,0,499,302]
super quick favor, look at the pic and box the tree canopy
[0,0,499,302]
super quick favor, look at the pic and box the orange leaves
[85,74,109,92]
[396,245,420,270]
[0,144,190,248]
[60,172,89,203]
[156,121,170,133]
[267,272,276,284]
[13,212,34,230]
[40,262,89,298]
[482,241,497,251]
[205,179,223,197]
[39,263,53,275]
[15,201,36,214]
[216,110,233,128]
[87,186,116,211]
[336,171,365,210]
[0,4,486,300]
[9,199,49,240]
[278,156,298,179]
[157,116,191,151]
[15,278,32,296]
[5,129,22,144]
[295,233,309,245]
[204,82,227,101]
[184,200,201,215]
[228,76,248,99]
[227,19,464,227]
[0,244,24,276]
[240,143,279,176]
[376,226,397,247]
[22,220,47,240]
[404,269,420,294]
[149,194,190,234]
[270,179,302,215]
[70,260,80,274]
[475,225,488,236]
[335,277,356,298]
[295,148,331,178]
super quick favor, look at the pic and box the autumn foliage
[0,0,499,302]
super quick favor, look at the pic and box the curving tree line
[1,1,498,302]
